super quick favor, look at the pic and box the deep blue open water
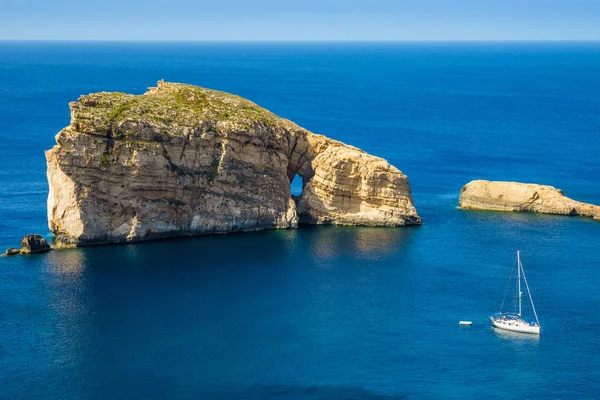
[1,42,600,399]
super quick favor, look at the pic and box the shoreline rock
[4,248,22,256]
[45,81,421,246]
[21,234,52,253]
[459,180,600,221]
[4,234,52,256]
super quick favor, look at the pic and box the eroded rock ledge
[459,180,600,221]
[46,81,420,246]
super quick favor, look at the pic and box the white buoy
[459,321,473,325]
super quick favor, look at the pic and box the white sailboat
[490,251,541,335]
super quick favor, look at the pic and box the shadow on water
[299,224,419,262]
[68,229,302,273]
[34,225,422,277]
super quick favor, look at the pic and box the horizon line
[1,39,600,43]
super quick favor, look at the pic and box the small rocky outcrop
[20,234,52,253]
[459,180,600,220]
[46,81,420,246]
[3,234,52,256]
[4,248,22,256]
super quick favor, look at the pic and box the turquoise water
[1,42,600,399]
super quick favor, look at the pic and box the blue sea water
[1,42,600,399]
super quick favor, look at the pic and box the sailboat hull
[491,318,540,334]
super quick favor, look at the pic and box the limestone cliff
[46,81,420,246]
[459,180,600,221]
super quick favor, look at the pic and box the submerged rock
[46,81,420,246]
[459,180,600,221]
[20,234,52,254]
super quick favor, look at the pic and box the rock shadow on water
[300,224,419,261]
[68,225,420,275]
[62,228,301,275]
[460,207,595,225]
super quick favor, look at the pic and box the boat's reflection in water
[492,326,540,342]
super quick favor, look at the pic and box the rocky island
[46,81,421,246]
[459,180,600,221]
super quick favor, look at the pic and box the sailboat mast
[517,251,522,316]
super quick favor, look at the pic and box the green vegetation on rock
[74,82,281,136]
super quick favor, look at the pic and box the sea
[0,42,599,399]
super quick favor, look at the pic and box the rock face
[459,180,600,220]
[46,81,420,246]
[20,234,52,254]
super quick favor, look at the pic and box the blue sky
[1,0,599,40]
